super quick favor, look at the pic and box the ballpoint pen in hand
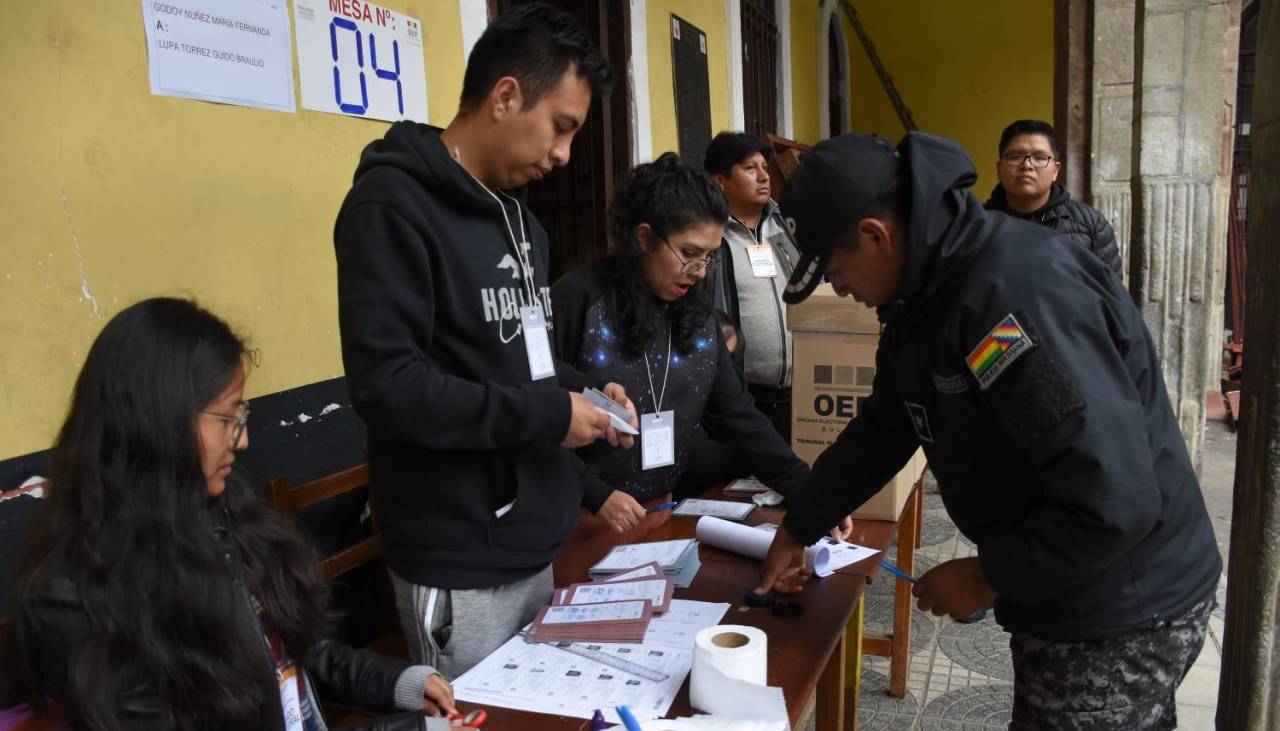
[879,560,918,583]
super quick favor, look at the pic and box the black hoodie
[783,133,1219,640]
[985,182,1122,275]
[334,121,587,590]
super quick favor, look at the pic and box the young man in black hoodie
[333,4,625,678]
[984,119,1123,275]
[756,133,1219,729]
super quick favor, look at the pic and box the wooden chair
[267,465,410,725]
[267,465,384,582]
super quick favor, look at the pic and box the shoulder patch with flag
[966,314,1035,389]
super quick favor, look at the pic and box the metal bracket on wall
[840,0,918,133]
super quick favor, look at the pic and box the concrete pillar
[1089,0,1137,275]
[1054,0,1092,201]
[1218,1,1280,725]
[1129,0,1237,472]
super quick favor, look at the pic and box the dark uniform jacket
[783,134,1220,641]
[985,182,1123,275]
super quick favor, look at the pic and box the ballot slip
[557,576,675,614]
[672,498,755,521]
[721,476,771,496]
[588,539,700,584]
[527,600,654,644]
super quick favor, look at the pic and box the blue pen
[615,705,644,731]
[879,560,918,583]
[646,501,677,514]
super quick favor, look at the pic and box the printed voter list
[142,0,295,112]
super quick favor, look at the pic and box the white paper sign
[294,0,428,122]
[141,0,295,112]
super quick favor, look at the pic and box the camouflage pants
[1008,596,1213,730]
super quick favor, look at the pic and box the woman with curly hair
[552,153,815,538]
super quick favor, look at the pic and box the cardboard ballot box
[789,283,924,521]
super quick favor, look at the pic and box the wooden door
[497,0,631,281]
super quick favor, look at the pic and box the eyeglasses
[662,237,719,275]
[1001,152,1056,169]
[202,402,249,447]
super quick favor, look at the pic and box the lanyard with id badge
[278,664,305,731]
[454,146,555,382]
[641,323,676,470]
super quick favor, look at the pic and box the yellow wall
[0,0,465,461]
[646,1,731,157]
[790,0,821,145]
[847,0,1054,196]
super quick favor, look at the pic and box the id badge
[747,244,778,278]
[520,305,556,381]
[641,411,676,470]
[279,666,304,731]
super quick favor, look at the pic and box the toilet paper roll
[694,516,832,575]
[689,625,788,723]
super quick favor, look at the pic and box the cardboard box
[789,284,922,521]
[787,283,881,336]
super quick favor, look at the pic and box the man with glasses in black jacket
[984,120,1122,275]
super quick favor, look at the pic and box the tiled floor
[853,469,1227,730]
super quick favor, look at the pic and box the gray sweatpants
[389,565,553,680]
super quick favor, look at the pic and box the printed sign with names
[294,0,428,122]
[141,0,295,112]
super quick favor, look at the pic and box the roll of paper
[694,516,831,575]
[688,625,788,723]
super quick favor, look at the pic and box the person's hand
[912,557,997,619]
[597,490,646,533]
[420,672,457,716]
[563,391,612,448]
[829,515,854,542]
[754,526,813,595]
[601,382,638,449]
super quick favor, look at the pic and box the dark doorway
[496,0,632,280]
[828,17,846,136]
[742,0,779,138]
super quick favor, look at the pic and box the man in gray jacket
[703,132,801,441]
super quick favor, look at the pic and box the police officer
[755,133,1220,729]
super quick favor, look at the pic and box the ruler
[523,633,671,682]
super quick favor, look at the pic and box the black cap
[780,134,901,304]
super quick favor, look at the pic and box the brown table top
[513,488,886,729]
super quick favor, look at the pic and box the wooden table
[334,480,924,730]
[451,492,870,730]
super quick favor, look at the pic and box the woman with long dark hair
[0,298,457,731]
[552,153,811,536]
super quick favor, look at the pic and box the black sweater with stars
[552,261,809,511]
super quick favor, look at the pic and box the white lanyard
[642,320,673,414]
[453,147,541,307]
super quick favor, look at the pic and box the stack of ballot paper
[589,539,701,587]
[554,562,675,613]
[527,599,654,643]
[721,476,771,497]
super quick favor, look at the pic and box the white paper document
[593,539,696,573]
[753,524,880,573]
[642,600,730,649]
[293,0,429,122]
[541,601,648,624]
[141,0,295,112]
[569,580,669,608]
[454,601,729,724]
[605,564,662,582]
[673,499,755,521]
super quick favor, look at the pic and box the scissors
[447,709,486,728]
